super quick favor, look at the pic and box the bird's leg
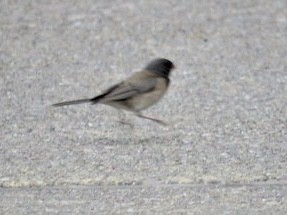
[136,112,167,126]
[117,110,134,128]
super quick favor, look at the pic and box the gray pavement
[1,0,287,214]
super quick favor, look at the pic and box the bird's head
[145,58,175,77]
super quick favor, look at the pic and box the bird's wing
[94,74,157,102]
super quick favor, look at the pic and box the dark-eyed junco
[52,58,175,125]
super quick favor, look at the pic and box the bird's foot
[136,114,168,126]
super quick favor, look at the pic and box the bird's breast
[130,78,168,111]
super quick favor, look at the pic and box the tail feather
[52,99,92,107]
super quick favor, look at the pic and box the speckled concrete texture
[1,0,287,214]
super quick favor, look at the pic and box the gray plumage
[52,58,175,125]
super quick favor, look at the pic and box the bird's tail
[52,99,92,107]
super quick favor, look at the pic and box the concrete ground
[1,0,286,214]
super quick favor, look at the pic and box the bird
[52,58,175,125]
